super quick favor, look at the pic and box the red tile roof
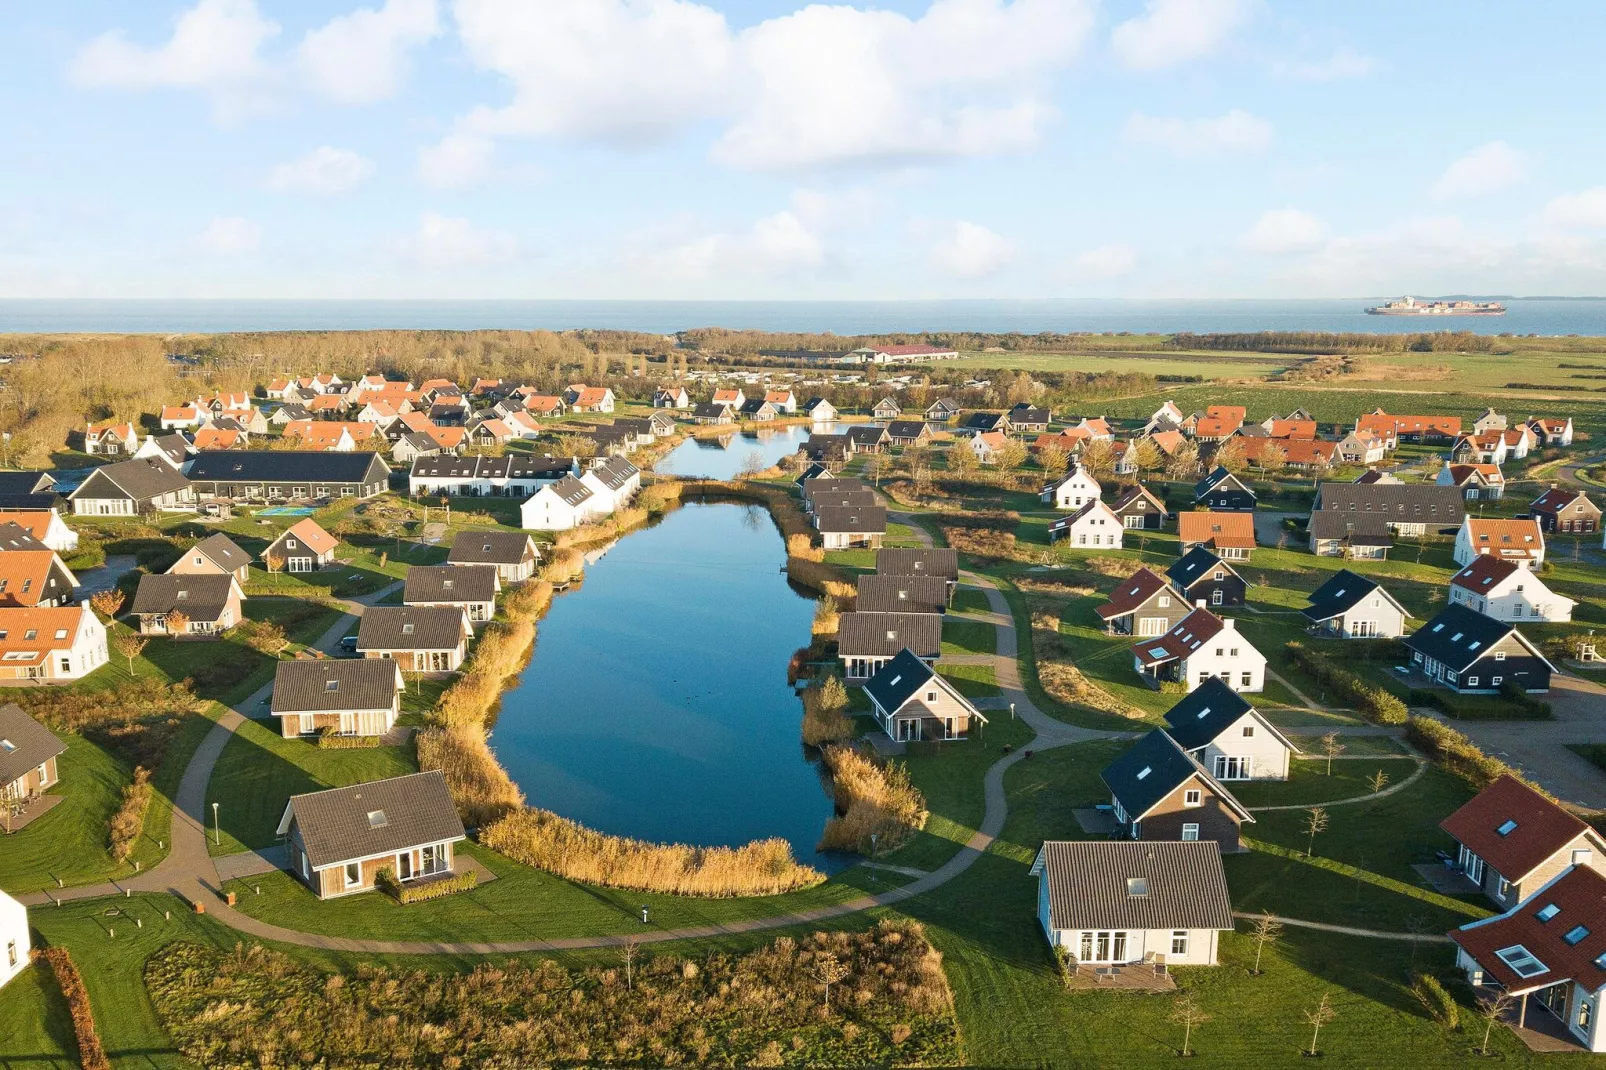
[1096,567,1173,621]
[1453,864,1606,994]
[1176,511,1255,549]
[1131,608,1225,666]
[1441,775,1590,884]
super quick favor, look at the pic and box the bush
[35,947,111,1070]
[376,866,478,903]
[107,766,152,863]
[1410,970,1460,1031]
[1286,641,1408,724]
[801,676,853,746]
[316,730,381,750]
[1405,715,1544,794]
[817,744,928,854]
[229,617,289,656]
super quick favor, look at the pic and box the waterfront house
[68,457,194,517]
[1193,467,1256,511]
[1454,517,1546,569]
[277,771,466,900]
[739,398,779,423]
[1443,775,1606,912]
[1041,465,1101,509]
[1130,609,1265,693]
[876,548,959,597]
[654,386,690,409]
[802,433,850,464]
[1300,570,1408,638]
[1101,728,1253,849]
[1162,678,1297,781]
[961,411,1011,436]
[1109,484,1167,530]
[1048,500,1124,548]
[447,531,539,584]
[1449,557,1574,624]
[711,388,746,410]
[186,451,390,503]
[357,606,473,673]
[802,397,839,422]
[579,457,641,515]
[1008,404,1052,433]
[263,518,340,574]
[403,564,500,624]
[270,658,403,740]
[409,454,575,498]
[168,532,253,585]
[0,603,108,681]
[1404,604,1553,694]
[1095,567,1189,637]
[886,420,932,446]
[855,575,948,615]
[0,550,77,609]
[1165,547,1244,609]
[845,425,890,454]
[692,402,734,426]
[1438,463,1506,500]
[1175,511,1255,560]
[837,611,941,682]
[1031,840,1234,969]
[1531,487,1601,534]
[808,487,880,518]
[764,390,797,413]
[925,399,961,423]
[520,477,597,531]
[0,702,65,807]
[130,573,244,637]
[815,505,887,550]
[863,647,985,743]
[872,397,902,420]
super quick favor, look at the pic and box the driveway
[1253,510,1300,547]
[1439,675,1606,810]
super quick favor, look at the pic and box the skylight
[0,739,13,752]
[1567,926,1592,946]
[1537,903,1559,921]
[1136,766,1152,780]
[1196,707,1211,719]
[1496,945,1548,979]
[1498,819,1518,836]
[326,680,339,692]
[1126,877,1149,898]
[366,810,389,829]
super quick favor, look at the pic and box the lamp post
[212,802,220,846]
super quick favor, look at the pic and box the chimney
[1222,619,1236,630]
[1196,599,1207,608]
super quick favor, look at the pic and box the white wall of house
[1046,470,1102,509]
[0,891,27,989]
[520,486,592,531]
[1056,506,1124,549]
[1036,890,1220,966]
[1332,594,1408,638]
[1454,523,1545,569]
[1450,574,1574,623]
[1195,712,1291,780]
[1179,624,1265,692]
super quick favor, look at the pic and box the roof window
[1126,877,1150,898]
[1537,902,1559,921]
[1136,766,1152,780]
[367,810,388,828]
[1496,945,1548,979]
[1497,819,1518,836]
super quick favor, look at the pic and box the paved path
[310,580,404,656]
[1233,912,1454,944]
[1436,674,1606,810]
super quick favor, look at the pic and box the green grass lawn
[0,735,138,895]
[939,662,1003,698]
[940,617,997,655]
[1230,756,1421,808]
[950,588,992,614]
[0,966,76,1068]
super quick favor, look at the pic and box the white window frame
[1181,823,1200,841]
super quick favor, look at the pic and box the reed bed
[817,745,928,854]
[801,675,853,746]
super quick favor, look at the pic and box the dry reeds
[812,595,840,637]
[1027,602,1145,719]
[801,676,853,746]
[787,533,824,562]
[108,766,151,863]
[817,745,927,854]
[481,808,825,897]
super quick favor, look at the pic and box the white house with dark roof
[0,889,28,989]
[863,648,985,743]
[520,476,595,531]
[1300,570,1408,639]
[1041,466,1101,509]
[1161,678,1297,781]
[1047,500,1124,549]
[1095,567,1189,637]
[403,564,500,624]
[1449,556,1574,623]
[447,531,539,584]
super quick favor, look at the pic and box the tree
[1038,444,1069,476]
[1476,989,1516,1056]
[1081,438,1115,481]
[89,589,125,619]
[811,952,850,1012]
[264,553,284,591]
[163,610,189,638]
[1131,437,1163,474]
[1303,806,1330,858]
[1368,769,1391,794]
[948,440,978,475]
[1169,993,1210,1057]
[819,674,848,712]
[1303,992,1337,1056]
[1250,913,1283,975]
[1165,441,1200,480]
[736,449,766,479]
[864,452,885,486]
[1213,437,1248,474]
[1320,731,1345,774]
[997,439,1028,472]
[621,935,641,991]
[111,629,147,675]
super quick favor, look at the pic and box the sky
[2,0,1605,301]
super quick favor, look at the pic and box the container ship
[1364,296,1506,316]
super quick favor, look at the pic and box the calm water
[654,423,832,481]
[492,502,845,869]
[1,298,1604,335]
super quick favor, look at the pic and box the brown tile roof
[271,659,402,716]
[875,548,959,581]
[1452,864,1606,994]
[1131,607,1226,666]
[1531,488,1596,516]
[1441,775,1593,884]
[855,575,948,615]
[1449,555,1521,594]
[0,702,66,786]
[836,612,941,659]
[1095,567,1173,621]
[1176,511,1255,550]
[1035,840,1235,933]
[282,770,465,870]
[356,606,470,652]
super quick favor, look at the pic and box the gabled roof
[1131,608,1226,667]
[1404,604,1554,674]
[185,533,252,573]
[542,476,594,507]
[1301,570,1405,623]
[1453,864,1606,996]
[278,771,465,870]
[1166,546,1237,593]
[863,647,942,714]
[0,523,48,552]
[855,575,948,615]
[1110,483,1166,514]
[1443,463,1503,487]
[1307,511,1393,545]
[845,425,889,445]
[876,548,959,581]
[403,564,499,605]
[1194,466,1251,499]
[271,518,339,556]
[186,450,388,484]
[1313,483,1467,524]
[1163,677,1298,755]
[1462,517,1544,559]
[1095,567,1174,621]
[692,402,732,419]
[1033,840,1235,933]
[1441,775,1595,885]
[270,659,402,715]
[129,573,239,622]
[836,612,941,658]
[0,702,66,786]
[1008,404,1051,423]
[1450,555,1524,595]
[0,472,54,497]
[886,420,929,439]
[447,530,536,568]
[814,505,887,534]
[357,606,470,651]
[586,456,640,491]
[0,551,74,606]
[69,458,191,502]
[1101,728,1253,824]
[1531,487,1597,516]
[1175,511,1255,549]
[1047,499,1119,534]
[0,605,96,664]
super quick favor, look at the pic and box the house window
[344,862,361,889]
[1497,877,1511,899]
[1566,926,1591,946]
[1467,677,1479,688]
[1241,673,1253,688]
[1242,725,1255,737]
[6,940,14,968]
[1184,789,1202,807]
[1158,596,1170,608]
[1495,651,1506,661]
[1171,931,1189,956]
[1495,944,1548,979]
[1181,823,1199,841]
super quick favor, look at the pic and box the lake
[654,423,833,481]
[492,502,847,870]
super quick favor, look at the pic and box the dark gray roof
[962,412,1005,431]
[70,458,191,502]
[186,450,389,485]
[845,425,889,446]
[855,575,948,615]
[283,771,465,870]
[1307,510,1393,545]
[814,505,887,534]
[447,531,537,568]
[738,398,771,415]
[862,647,937,712]
[0,523,47,552]
[1110,483,1166,514]
[1101,728,1252,824]
[1301,570,1391,623]
[357,606,469,651]
[403,564,498,605]
[190,533,252,573]
[793,463,831,486]
[802,476,868,503]
[1008,404,1051,423]
[1404,605,1553,674]
[1035,840,1234,933]
[148,434,191,464]
[1166,546,1236,592]
[837,611,941,658]
[397,432,440,454]
[692,402,731,419]
[1163,677,1258,752]
[129,573,237,622]
[0,702,65,786]
[0,494,64,512]
[0,472,54,496]
[543,476,594,506]
[277,403,312,420]
[811,489,880,513]
[876,548,959,581]
[1313,482,1467,525]
[271,659,401,715]
[886,420,928,439]
[587,456,639,491]
[1193,466,1251,499]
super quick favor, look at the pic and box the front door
[397,851,414,881]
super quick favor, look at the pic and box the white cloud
[1544,187,1606,229]
[410,212,516,267]
[265,146,374,194]
[1071,243,1137,279]
[928,221,1014,278]
[418,134,496,189]
[297,0,439,105]
[1110,0,1248,71]
[69,0,279,119]
[1122,109,1271,156]
[1273,49,1374,82]
[629,210,827,282]
[1431,141,1529,200]
[198,215,262,253]
[1241,208,1325,254]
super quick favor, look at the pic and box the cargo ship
[1364,296,1506,316]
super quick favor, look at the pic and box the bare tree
[1303,991,1336,1056]
[112,629,147,675]
[621,935,641,991]
[1368,769,1391,794]
[1169,993,1210,1057]
[1320,732,1346,775]
[1303,806,1330,858]
[811,953,850,1012]
[736,449,766,479]
[1250,914,1283,975]
[1476,990,1516,1056]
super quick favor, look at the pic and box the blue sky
[3,0,1605,300]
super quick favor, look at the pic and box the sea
[0,298,1603,337]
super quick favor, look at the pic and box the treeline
[1173,331,1506,354]
[678,327,1173,356]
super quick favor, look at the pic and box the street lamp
[212,802,220,846]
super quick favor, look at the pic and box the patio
[1,792,64,834]
[1411,861,1482,895]
[1062,960,1176,994]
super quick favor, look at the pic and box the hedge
[1404,715,1546,795]
[316,730,382,749]
[375,866,478,904]
[34,947,112,1070]
[1285,641,1408,724]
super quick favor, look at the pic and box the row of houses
[798,471,888,550]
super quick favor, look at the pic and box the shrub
[35,947,111,1070]
[637,481,683,514]
[1027,603,1146,718]
[229,617,289,656]
[1410,970,1461,1031]
[1405,715,1544,793]
[376,866,479,903]
[107,766,152,863]
[812,594,840,636]
[817,745,928,854]
[482,808,824,897]
[801,677,853,746]
[316,730,381,750]
[1285,641,1408,724]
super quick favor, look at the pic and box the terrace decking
[1061,960,1177,993]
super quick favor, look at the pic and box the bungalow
[845,425,890,453]
[1300,570,1408,639]
[1109,484,1167,531]
[1530,487,1601,534]
[1031,840,1235,969]
[855,574,948,615]
[1163,677,1298,781]
[0,602,108,681]
[1438,462,1506,500]
[863,648,985,743]
[1193,467,1256,511]
[801,433,850,464]
[1239,437,1338,473]
[692,402,734,426]
[263,518,340,574]
[1528,417,1575,448]
[711,388,746,410]
[837,611,941,682]
[802,397,839,422]
[968,431,1010,465]
[277,771,466,900]
[403,564,500,624]
[129,573,245,637]
[1337,429,1389,465]
[925,399,961,423]
[1310,483,1466,538]
[187,451,390,502]
[69,457,195,517]
[816,505,887,550]
[1404,604,1554,694]
[0,550,77,609]
[0,702,66,806]
[1442,774,1606,912]
[168,532,252,585]
[609,417,656,447]
[447,531,539,584]
[1175,511,1255,561]
[654,386,691,409]
[1454,516,1545,569]
[1449,556,1575,624]
[738,399,778,423]
[270,658,403,740]
[872,397,902,420]
[522,394,567,418]
[1101,728,1254,849]
[1048,500,1124,549]
[877,548,959,595]
[645,411,677,437]
[961,411,1010,436]
[1008,404,1051,433]
[392,432,444,465]
[764,390,797,414]
[270,403,313,426]
[886,420,932,447]
[407,454,575,498]
[1131,610,1265,693]
[1166,547,1244,609]
[1309,511,1404,560]
[568,386,616,413]
[1095,567,1189,637]
[0,511,76,554]
[357,606,472,673]
[1041,465,1101,509]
